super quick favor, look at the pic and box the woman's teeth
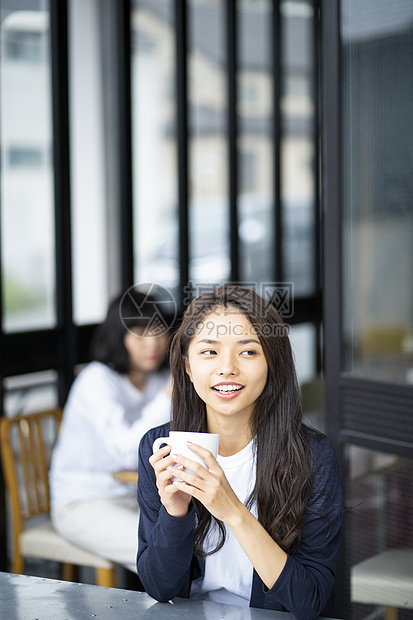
[213,384,243,393]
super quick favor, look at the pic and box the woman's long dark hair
[170,284,313,557]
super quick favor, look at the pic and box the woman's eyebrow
[196,338,261,346]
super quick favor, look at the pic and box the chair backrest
[0,409,63,535]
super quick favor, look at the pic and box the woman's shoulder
[302,425,342,498]
[68,362,121,400]
[76,361,118,382]
[303,424,335,456]
[302,425,341,475]
[146,370,170,392]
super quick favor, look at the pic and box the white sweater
[49,362,171,508]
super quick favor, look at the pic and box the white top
[49,361,171,508]
[190,440,257,607]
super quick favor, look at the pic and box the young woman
[137,285,343,619]
[50,288,172,573]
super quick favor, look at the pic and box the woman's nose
[217,355,237,375]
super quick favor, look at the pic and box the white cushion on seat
[351,548,413,609]
[20,519,115,569]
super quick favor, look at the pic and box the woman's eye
[201,349,216,356]
[241,349,257,356]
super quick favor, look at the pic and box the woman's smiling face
[185,307,268,428]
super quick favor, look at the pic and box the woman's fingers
[149,444,171,467]
[148,442,193,517]
[168,447,243,522]
[187,442,221,473]
[149,441,241,522]
[170,446,220,479]
[149,446,181,491]
[166,454,223,500]
[150,442,217,476]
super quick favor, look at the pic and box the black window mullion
[50,0,75,405]
[322,0,343,450]
[321,0,347,612]
[313,0,323,375]
[175,0,189,309]
[226,0,239,283]
[117,0,134,290]
[313,0,322,297]
[272,0,283,284]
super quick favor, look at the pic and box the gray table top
[0,572,339,620]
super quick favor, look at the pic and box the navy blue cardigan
[137,423,343,620]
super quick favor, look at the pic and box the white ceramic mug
[152,431,220,479]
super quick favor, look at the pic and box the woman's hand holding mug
[150,431,219,518]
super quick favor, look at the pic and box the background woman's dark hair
[170,284,313,557]
[91,288,170,374]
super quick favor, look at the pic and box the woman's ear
[185,358,193,382]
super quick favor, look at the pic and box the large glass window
[69,0,110,325]
[128,0,319,386]
[290,322,316,383]
[341,0,413,385]
[238,0,274,284]
[281,0,316,297]
[188,0,229,288]
[3,370,58,417]
[131,0,179,297]
[1,6,56,331]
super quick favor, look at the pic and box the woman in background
[50,288,172,573]
[137,285,343,619]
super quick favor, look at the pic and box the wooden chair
[0,408,116,587]
[351,548,413,620]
